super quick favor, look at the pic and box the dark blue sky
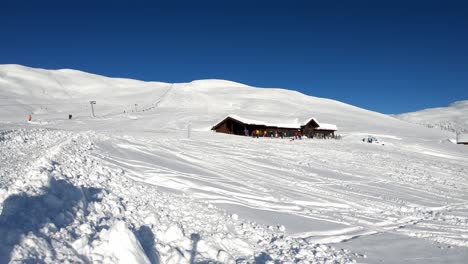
[1,0,467,113]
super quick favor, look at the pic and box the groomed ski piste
[1,64,467,263]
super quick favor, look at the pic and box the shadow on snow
[135,225,160,264]
[0,177,275,263]
[0,177,103,263]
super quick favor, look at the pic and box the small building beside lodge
[457,134,468,145]
[211,115,337,138]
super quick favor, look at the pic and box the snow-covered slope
[394,101,468,134]
[1,64,468,263]
[0,64,170,120]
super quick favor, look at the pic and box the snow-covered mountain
[394,101,468,134]
[0,64,453,139]
[1,64,468,263]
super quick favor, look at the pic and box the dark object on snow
[212,115,337,139]
[68,114,72,120]
[363,135,385,145]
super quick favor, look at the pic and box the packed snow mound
[89,221,150,264]
[0,64,453,141]
[394,100,468,134]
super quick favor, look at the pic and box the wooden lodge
[457,134,468,145]
[211,115,337,138]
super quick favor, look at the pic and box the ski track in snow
[0,129,359,263]
[91,132,468,249]
[1,128,467,263]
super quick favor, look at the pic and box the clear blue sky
[1,0,467,114]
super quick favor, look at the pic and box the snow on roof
[317,123,338,131]
[217,115,337,130]
[226,114,301,128]
[302,117,320,127]
[458,133,468,143]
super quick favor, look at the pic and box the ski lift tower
[89,101,96,117]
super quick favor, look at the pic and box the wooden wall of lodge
[213,118,335,137]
